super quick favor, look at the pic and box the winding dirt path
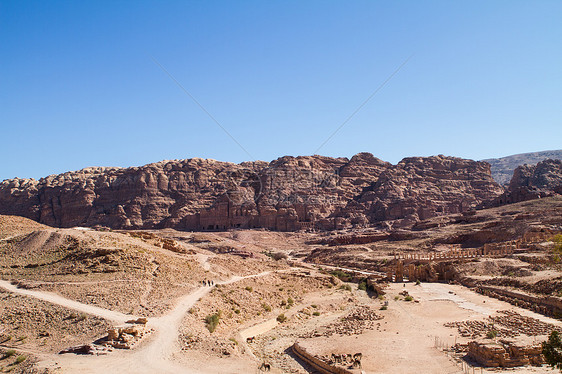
[0,279,137,324]
[2,271,274,373]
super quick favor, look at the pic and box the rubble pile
[104,324,150,349]
[489,310,561,336]
[302,306,383,338]
[445,310,561,339]
[444,320,515,339]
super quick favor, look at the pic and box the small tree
[543,330,562,370]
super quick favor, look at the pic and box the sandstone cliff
[0,154,504,231]
[483,150,562,185]
[496,159,562,204]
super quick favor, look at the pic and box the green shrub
[4,349,16,358]
[270,252,288,261]
[415,279,421,285]
[358,279,367,291]
[404,295,413,302]
[276,313,287,323]
[205,312,221,333]
[552,234,562,252]
[234,309,240,314]
[287,297,294,306]
[340,284,352,292]
[262,303,272,312]
[394,295,400,300]
[312,311,320,316]
[311,304,318,308]
[245,286,253,292]
[330,270,351,281]
[543,330,562,370]
[229,338,238,345]
[380,305,388,310]
[486,330,498,339]
[15,355,26,364]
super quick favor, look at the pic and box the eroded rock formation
[0,153,504,231]
[496,159,562,205]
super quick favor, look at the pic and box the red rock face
[496,159,562,204]
[0,154,504,231]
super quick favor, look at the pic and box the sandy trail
[18,271,274,373]
[0,279,137,324]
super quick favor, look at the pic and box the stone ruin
[445,310,561,340]
[467,340,544,367]
[104,320,150,349]
[301,306,383,338]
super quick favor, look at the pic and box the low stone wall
[291,341,354,374]
[468,340,544,367]
[478,286,562,317]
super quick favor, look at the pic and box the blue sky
[1,1,561,181]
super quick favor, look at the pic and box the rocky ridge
[0,153,505,231]
[495,159,562,205]
[482,149,562,185]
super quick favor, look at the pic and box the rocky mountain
[482,150,562,185]
[0,153,504,231]
[495,159,562,205]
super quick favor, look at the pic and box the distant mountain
[482,150,562,185]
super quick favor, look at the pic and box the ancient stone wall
[478,286,562,317]
[291,341,354,374]
[468,340,544,367]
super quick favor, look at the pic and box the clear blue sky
[1,1,561,181]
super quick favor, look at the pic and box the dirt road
[2,272,273,373]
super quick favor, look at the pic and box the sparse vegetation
[552,234,562,253]
[543,330,562,370]
[3,349,16,358]
[340,284,352,292]
[330,270,351,281]
[270,251,288,261]
[262,303,272,312]
[205,312,221,333]
[358,279,367,291]
[486,329,498,339]
[276,313,287,323]
[15,355,26,364]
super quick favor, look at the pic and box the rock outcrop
[0,154,503,231]
[356,155,504,228]
[495,159,562,205]
[483,149,562,185]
